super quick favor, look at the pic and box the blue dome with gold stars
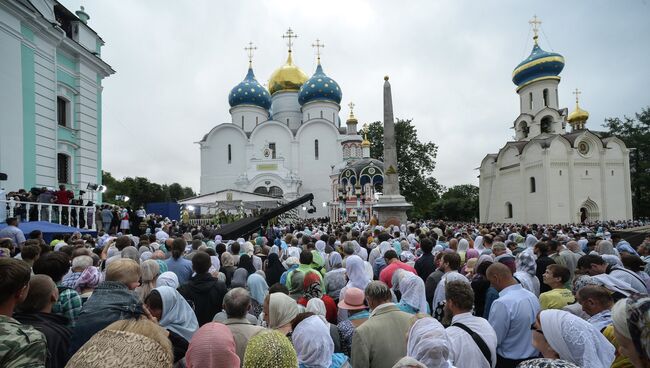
[512,43,565,88]
[229,67,271,110]
[298,64,342,105]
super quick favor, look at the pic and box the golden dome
[268,51,308,95]
[361,138,371,148]
[568,103,589,123]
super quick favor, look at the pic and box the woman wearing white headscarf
[398,272,430,314]
[474,236,484,252]
[457,239,469,264]
[156,271,180,289]
[266,292,299,335]
[292,315,350,368]
[395,316,451,368]
[525,234,539,249]
[369,241,391,266]
[306,298,343,354]
[324,252,347,300]
[514,251,540,296]
[315,240,328,270]
[532,309,615,368]
[338,255,371,321]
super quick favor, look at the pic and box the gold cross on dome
[282,28,298,51]
[244,41,257,66]
[348,101,355,114]
[573,88,582,104]
[312,39,325,62]
[529,15,542,44]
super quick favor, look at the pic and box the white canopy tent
[178,189,285,213]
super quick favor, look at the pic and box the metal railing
[188,218,213,226]
[1,199,96,230]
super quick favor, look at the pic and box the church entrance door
[580,207,587,223]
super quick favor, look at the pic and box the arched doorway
[579,198,599,223]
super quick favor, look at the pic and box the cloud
[60,0,650,192]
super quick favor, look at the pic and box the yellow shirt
[539,288,575,310]
[603,325,634,368]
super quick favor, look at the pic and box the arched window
[543,89,549,107]
[256,116,259,125]
[541,116,552,133]
[269,186,283,198]
[286,118,289,124]
[308,113,310,120]
[555,88,559,106]
[57,153,70,184]
[530,177,536,193]
[320,111,323,118]
[314,139,319,160]
[253,186,268,195]
[505,202,513,219]
[520,121,529,138]
[227,144,232,164]
[559,170,562,176]
[241,115,244,129]
[529,92,533,110]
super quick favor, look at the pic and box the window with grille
[57,153,70,183]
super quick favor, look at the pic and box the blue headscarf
[247,273,269,305]
[155,286,199,342]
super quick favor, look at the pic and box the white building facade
[479,29,633,224]
[200,37,380,219]
[0,0,113,200]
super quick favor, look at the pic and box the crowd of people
[1,217,650,368]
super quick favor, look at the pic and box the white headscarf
[525,235,538,249]
[306,298,328,324]
[473,236,484,251]
[406,317,451,368]
[156,271,179,289]
[539,310,615,368]
[457,239,469,253]
[399,273,429,314]
[292,315,333,368]
[344,255,370,291]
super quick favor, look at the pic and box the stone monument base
[373,194,412,226]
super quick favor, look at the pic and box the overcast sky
[60,0,650,193]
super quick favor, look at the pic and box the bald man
[486,263,540,368]
[14,275,72,368]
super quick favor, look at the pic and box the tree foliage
[101,171,196,208]
[430,184,479,221]
[602,107,650,218]
[366,119,442,218]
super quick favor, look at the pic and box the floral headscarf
[75,266,102,292]
[303,272,323,300]
[243,330,297,368]
[612,294,650,361]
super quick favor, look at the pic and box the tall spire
[244,41,257,68]
[529,15,542,45]
[382,76,399,193]
[312,38,325,64]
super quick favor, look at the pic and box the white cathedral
[199,31,382,219]
[479,19,633,224]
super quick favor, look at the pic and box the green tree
[602,107,650,218]
[101,171,196,208]
[431,184,479,221]
[366,119,442,218]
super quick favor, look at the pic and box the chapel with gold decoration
[198,29,384,220]
[479,17,633,224]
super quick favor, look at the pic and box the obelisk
[373,76,412,226]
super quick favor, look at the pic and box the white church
[479,19,633,224]
[198,30,383,219]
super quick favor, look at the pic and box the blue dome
[512,44,565,87]
[298,64,342,105]
[228,67,271,110]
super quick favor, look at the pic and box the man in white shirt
[445,280,497,368]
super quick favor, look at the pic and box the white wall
[297,120,342,218]
[230,105,269,132]
[200,125,248,193]
[271,92,302,130]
